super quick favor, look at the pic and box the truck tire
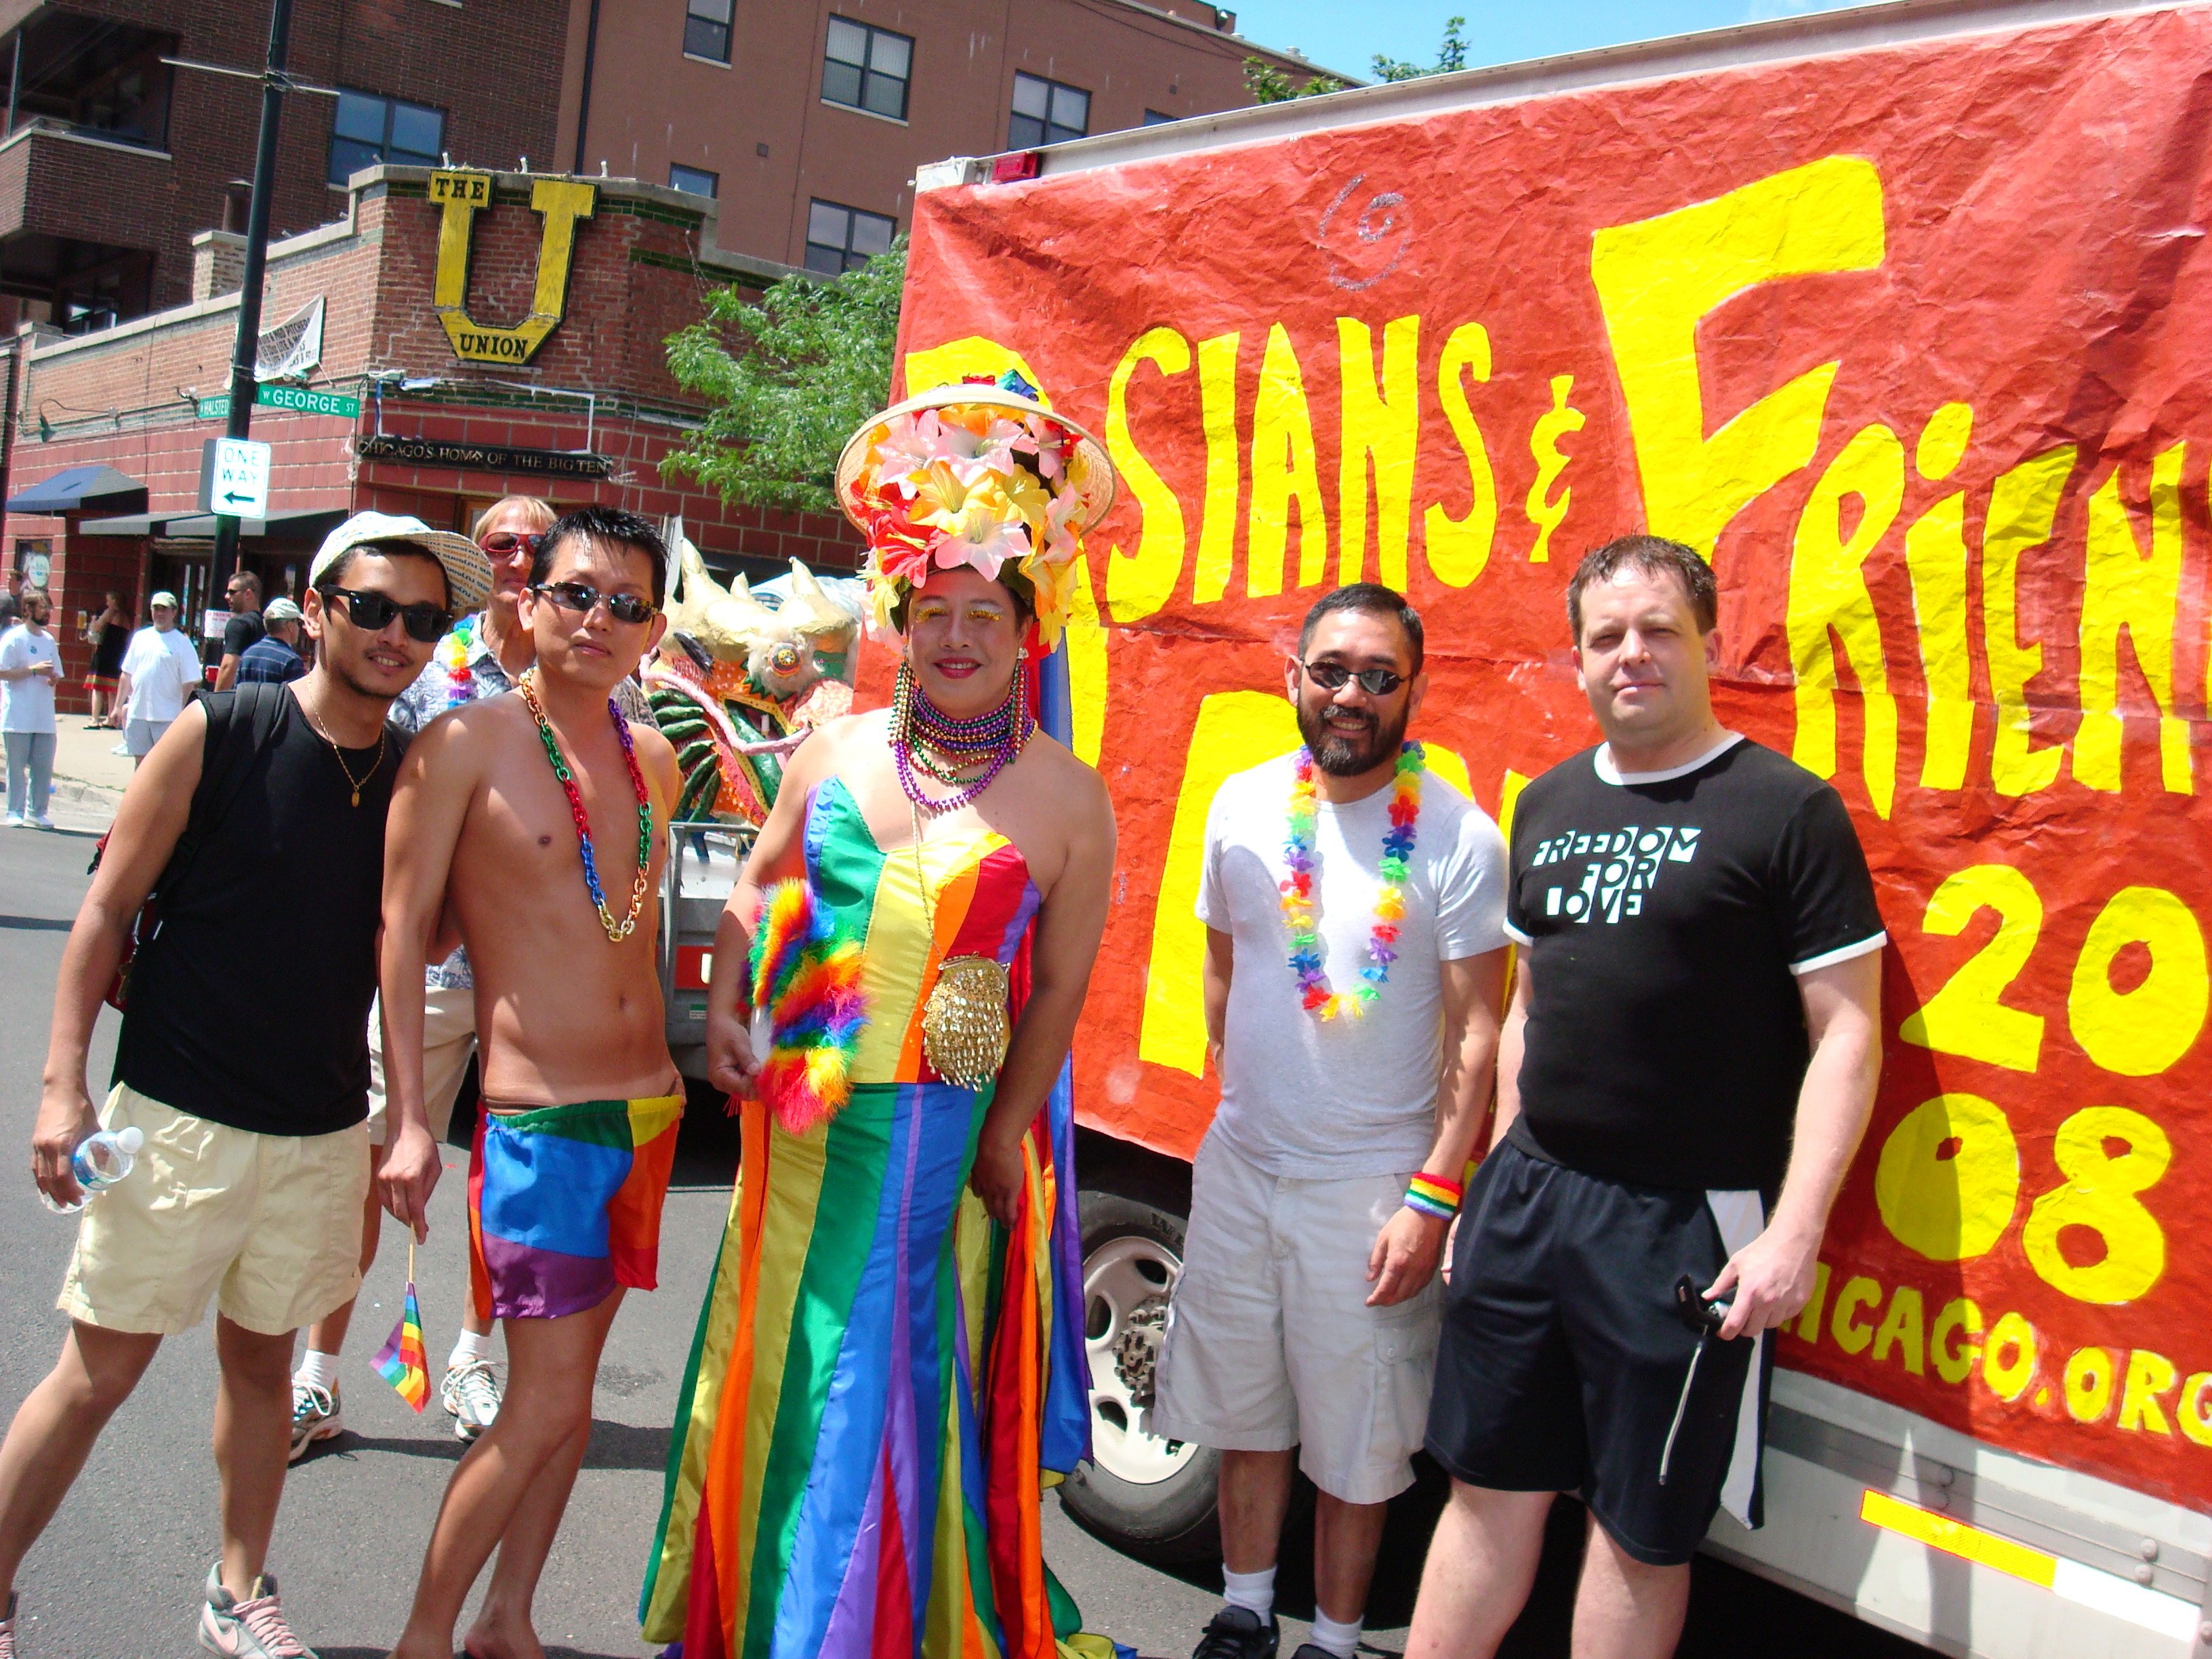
[1059,1185,1223,1565]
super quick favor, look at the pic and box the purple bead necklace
[890,656,1031,815]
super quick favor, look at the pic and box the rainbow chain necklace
[890,656,1032,815]
[1280,741,1425,1019]
[518,672,655,943]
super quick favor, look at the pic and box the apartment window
[670,164,718,198]
[327,89,444,185]
[1008,73,1088,150]
[1143,109,1178,126]
[821,18,912,121]
[684,0,733,63]
[805,200,895,275]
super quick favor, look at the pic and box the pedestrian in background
[1154,585,1508,1659]
[1408,537,1885,1659]
[291,494,559,1460]
[0,588,62,829]
[236,598,306,684]
[81,592,129,727]
[213,571,266,692]
[112,594,200,765]
[0,514,487,1659]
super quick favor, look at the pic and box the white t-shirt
[1197,750,1510,1179]
[121,625,200,724]
[0,623,59,733]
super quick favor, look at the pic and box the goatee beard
[1297,700,1408,776]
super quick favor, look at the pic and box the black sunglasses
[1299,659,1406,697]
[531,581,656,626]
[316,586,453,643]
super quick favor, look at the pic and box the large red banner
[897,5,2212,1507]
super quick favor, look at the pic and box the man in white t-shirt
[0,588,62,827]
[115,592,201,764]
[1155,584,1510,1659]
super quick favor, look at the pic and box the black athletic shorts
[1425,1139,1773,1566]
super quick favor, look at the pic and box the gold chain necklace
[907,797,1012,1090]
[298,689,385,808]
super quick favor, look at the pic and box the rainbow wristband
[1404,1172,1463,1221]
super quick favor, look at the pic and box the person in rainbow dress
[638,377,1120,1659]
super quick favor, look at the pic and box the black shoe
[1287,1646,1341,1659]
[1193,1605,1279,1659]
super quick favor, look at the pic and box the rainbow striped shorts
[467,1093,684,1321]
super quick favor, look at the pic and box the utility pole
[211,0,295,581]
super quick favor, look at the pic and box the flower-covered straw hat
[834,371,1117,647]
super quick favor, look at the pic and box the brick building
[566,0,1337,272]
[3,162,860,707]
[0,0,1339,706]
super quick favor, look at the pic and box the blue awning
[7,464,148,516]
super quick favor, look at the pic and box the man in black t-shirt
[1408,536,1885,1659]
[0,514,489,1659]
[213,569,266,692]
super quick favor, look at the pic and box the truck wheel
[1060,1188,1222,1565]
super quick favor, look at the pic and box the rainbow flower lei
[1281,741,1425,1020]
[438,613,478,709]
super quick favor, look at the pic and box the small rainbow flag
[373,1244,430,1412]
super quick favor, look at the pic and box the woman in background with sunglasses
[290,494,596,1460]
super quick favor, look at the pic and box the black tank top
[117,687,408,1135]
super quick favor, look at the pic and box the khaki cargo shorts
[59,1082,371,1337]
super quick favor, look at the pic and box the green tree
[1243,56,1349,103]
[1371,15,1469,82]
[661,239,906,515]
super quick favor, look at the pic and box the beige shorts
[365,983,478,1147]
[60,1083,371,1337]
[1153,1129,1441,1505]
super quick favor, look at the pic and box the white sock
[1310,1612,1363,1658]
[447,1330,490,1371]
[295,1350,338,1392]
[1222,1565,1276,1619]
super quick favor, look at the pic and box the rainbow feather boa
[746,879,868,1133]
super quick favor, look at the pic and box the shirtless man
[379,504,682,1659]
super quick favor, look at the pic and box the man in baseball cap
[113,590,201,764]
[235,597,308,684]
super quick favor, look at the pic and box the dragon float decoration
[645,537,861,828]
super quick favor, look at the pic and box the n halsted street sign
[428,170,598,365]
[356,434,613,478]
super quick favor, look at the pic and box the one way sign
[199,436,272,518]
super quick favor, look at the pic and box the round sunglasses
[530,580,657,626]
[1298,658,1407,697]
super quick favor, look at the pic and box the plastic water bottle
[38,1126,145,1215]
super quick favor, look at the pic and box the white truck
[687,3,2212,1651]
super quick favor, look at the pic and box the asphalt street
[0,824,1923,1659]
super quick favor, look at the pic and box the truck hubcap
[1083,1235,1198,1486]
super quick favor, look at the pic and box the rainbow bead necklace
[518,672,655,943]
[1280,741,1425,1019]
[890,656,1032,815]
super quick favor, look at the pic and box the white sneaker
[287,1381,342,1462]
[25,815,52,831]
[440,1358,502,1441]
[1,815,19,828]
[199,1563,314,1658]
[108,741,129,756]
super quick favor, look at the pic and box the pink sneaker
[198,1564,314,1658]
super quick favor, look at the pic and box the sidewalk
[35,717,132,832]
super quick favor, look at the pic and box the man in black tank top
[0,515,490,1659]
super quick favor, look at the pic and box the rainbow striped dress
[640,777,1103,1659]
